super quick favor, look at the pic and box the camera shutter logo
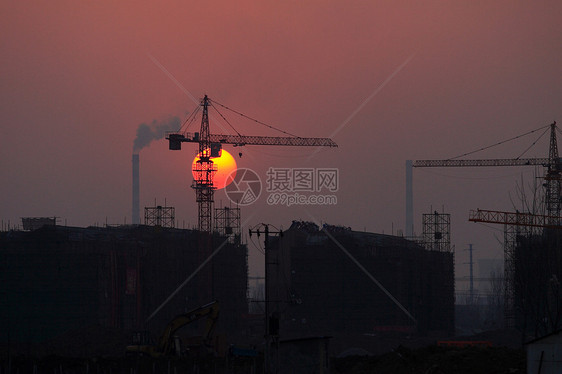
[225,168,262,206]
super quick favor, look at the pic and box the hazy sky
[2,1,562,287]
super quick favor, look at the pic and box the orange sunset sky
[2,1,562,281]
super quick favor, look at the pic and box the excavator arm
[126,301,219,357]
[157,301,220,355]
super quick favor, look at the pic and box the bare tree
[485,266,504,328]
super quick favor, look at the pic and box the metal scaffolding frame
[422,211,451,252]
[214,206,241,243]
[144,206,175,228]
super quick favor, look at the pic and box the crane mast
[546,122,562,219]
[191,95,216,233]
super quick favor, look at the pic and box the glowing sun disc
[192,149,237,189]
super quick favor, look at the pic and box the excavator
[126,301,219,357]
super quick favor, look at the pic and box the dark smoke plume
[133,116,181,153]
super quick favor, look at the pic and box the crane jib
[412,158,550,168]
[166,132,337,150]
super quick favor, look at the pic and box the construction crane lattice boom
[168,132,337,148]
[469,209,562,229]
[413,158,549,168]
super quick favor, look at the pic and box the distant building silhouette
[0,224,248,347]
[267,221,454,353]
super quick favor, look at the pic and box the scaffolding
[144,206,175,228]
[422,211,451,252]
[214,206,241,243]
[21,217,56,231]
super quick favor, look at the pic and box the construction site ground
[0,326,526,373]
[0,347,526,374]
[332,345,524,374]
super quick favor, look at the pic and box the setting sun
[192,149,237,189]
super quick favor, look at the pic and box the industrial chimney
[132,153,140,224]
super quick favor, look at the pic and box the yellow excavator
[126,301,219,357]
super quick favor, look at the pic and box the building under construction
[511,228,562,338]
[266,221,455,353]
[413,122,562,339]
[0,223,248,352]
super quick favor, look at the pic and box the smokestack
[132,153,140,224]
[133,116,181,153]
[131,116,180,225]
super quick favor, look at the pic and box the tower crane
[407,121,560,328]
[406,122,561,236]
[166,95,337,232]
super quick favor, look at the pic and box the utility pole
[249,224,283,374]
